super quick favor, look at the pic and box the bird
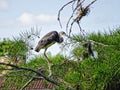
[34,31,68,77]
[35,31,68,53]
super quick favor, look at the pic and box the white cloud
[17,13,57,25]
[0,0,8,9]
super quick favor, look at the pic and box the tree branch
[20,77,34,90]
[58,0,97,36]
[58,0,77,28]
[0,62,59,86]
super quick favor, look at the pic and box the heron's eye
[41,40,43,42]
[62,32,65,35]
[39,40,43,43]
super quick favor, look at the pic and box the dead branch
[0,62,59,86]
[0,62,76,90]
[20,69,43,90]
[20,77,34,90]
[58,0,77,28]
[58,0,97,36]
[20,73,43,90]
[1,68,44,89]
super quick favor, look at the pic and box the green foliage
[72,45,85,60]
[24,56,47,69]
[1,54,65,89]
[49,54,65,65]
[88,29,120,46]
[1,28,120,90]
[0,39,13,56]
[0,38,28,62]
[0,29,40,63]
[3,70,33,90]
[10,39,28,60]
[72,35,86,42]
[2,56,46,89]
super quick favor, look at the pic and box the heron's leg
[44,48,52,63]
[44,48,52,77]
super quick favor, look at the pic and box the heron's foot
[47,62,53,77]
[48,73,52,77]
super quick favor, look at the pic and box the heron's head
[59,31,69,38]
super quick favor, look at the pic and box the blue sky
[0,0,120,56]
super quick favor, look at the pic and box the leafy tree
[0,28,40,63]
[1,28,120,90]
[0,38,13,56]
[0,0,120,90]
[0,38,27,63]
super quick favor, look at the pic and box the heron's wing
[41,31,58,39]
[35,31,59,52]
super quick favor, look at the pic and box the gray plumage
[35,31,67,52]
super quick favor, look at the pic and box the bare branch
[58,0,97,36]
[0,68,14,70]
[20,72,44,90]
[85,0,97,10]
[0,62,59,86]
[89,40,112,47]
[20,77,34,90]
[58,0,76,28]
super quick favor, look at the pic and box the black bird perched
[35,31,68,53]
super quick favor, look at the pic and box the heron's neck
[58,35,64,43]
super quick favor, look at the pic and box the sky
[0,0,120,56]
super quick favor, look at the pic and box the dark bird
[34,31,68,77]
[35,31,68,53]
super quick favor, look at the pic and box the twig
[89,40,112,47]
[58,0,76,28]
[66,0,82,35]
[85,0,97,10]
[58,0,97,36]
[20,70,44,90]
[20,77,34,90]
[0,68,14,70]
[77,22,85,36]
